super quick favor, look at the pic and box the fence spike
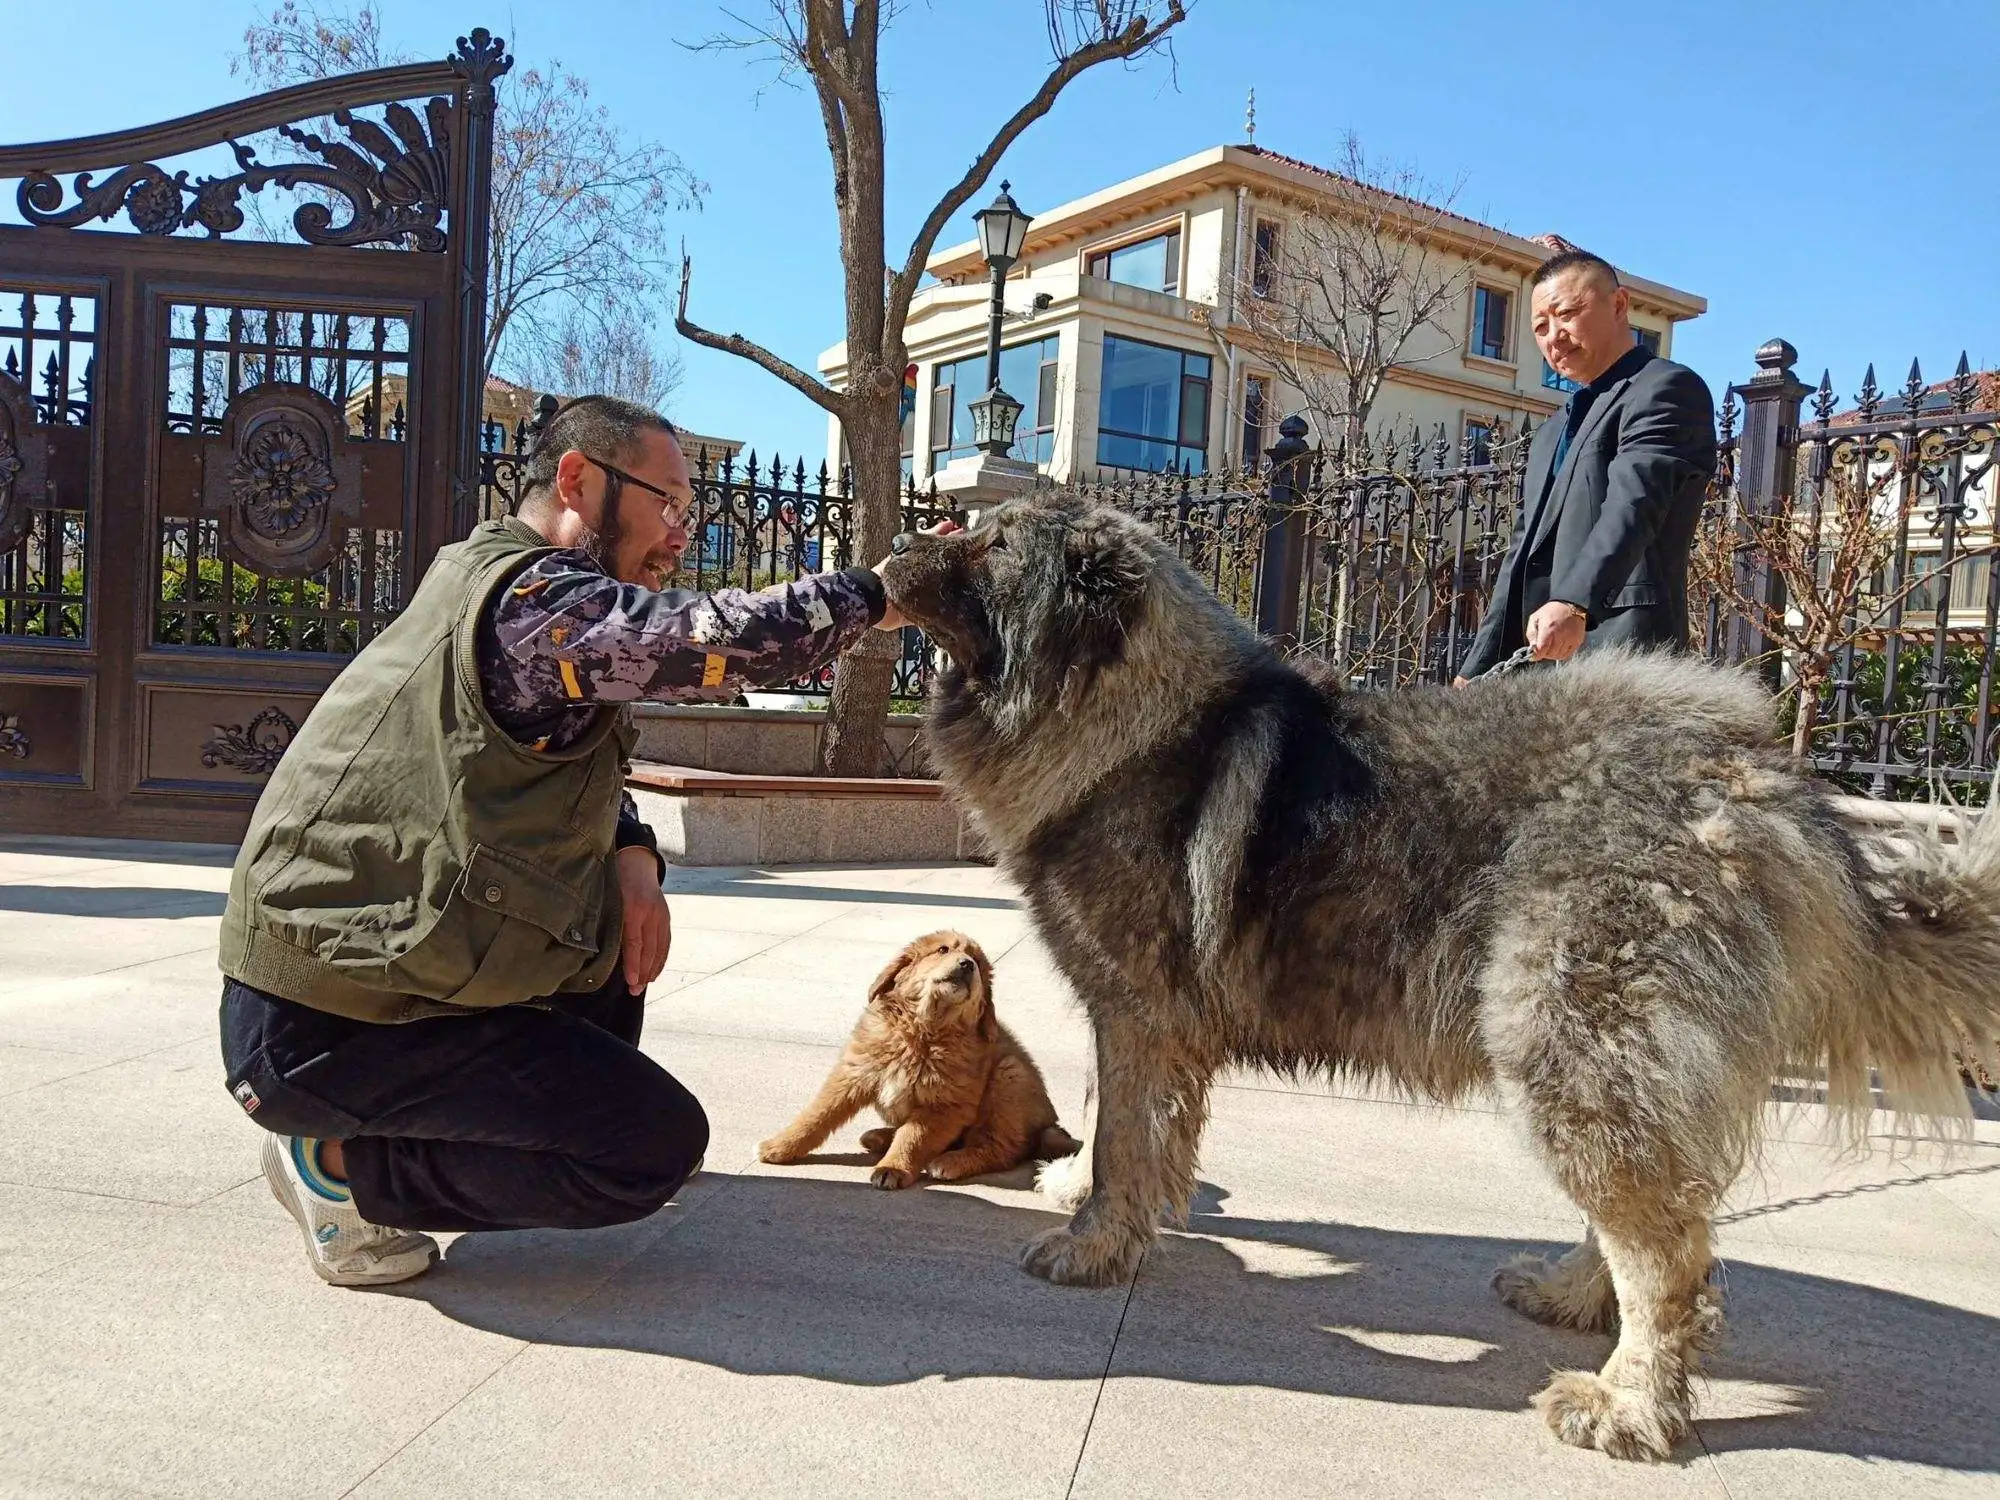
[1950,352,1978,414]
[1432,422,1451,472]
[1856,363,1881,420]
[1902,357,1926,417]
[1811,369,1835,424]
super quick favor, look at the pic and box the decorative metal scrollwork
[200,708,296,774]
[0,712,26,760]
[199,383,362,576]
[0,373,50,552]
[18,97,454,251]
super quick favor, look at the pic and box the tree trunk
[1791,667,1823,761]
[821,396,905,776]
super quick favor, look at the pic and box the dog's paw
[1532,1371,1685,1462]
[870,1165,914,1190]
[859,1127,894,1157]
[927,1149,985,1182]
[1493,1253,1618,1334]
[1018,1225,1144,1287]
[757,1138,803,1166]
[1034,1152,1092,1213]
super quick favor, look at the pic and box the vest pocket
[439,843,604,1008]
[461,843,600,950]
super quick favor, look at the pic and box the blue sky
[5,0,1997,461]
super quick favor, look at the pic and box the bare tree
[1230,132,1481,450]
[678,1,1187,775]
[233,2,700,394]
[1689,455,1999,760]
[519,307,685,413]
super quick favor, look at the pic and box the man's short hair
[517,395,678,511]
[1531,249,1620,291]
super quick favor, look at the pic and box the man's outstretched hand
[616,845,671,995]
[872,518,963,632]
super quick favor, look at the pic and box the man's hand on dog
[872,518,962,632]
[616,845,671,994]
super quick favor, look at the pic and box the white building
[817,144,1707,481]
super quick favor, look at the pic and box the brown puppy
[758,930,1079,1189]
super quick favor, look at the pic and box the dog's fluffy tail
[1822,804,2000,1132]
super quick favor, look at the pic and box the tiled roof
[1824,368,2000,426]
[1239,145,1574,256]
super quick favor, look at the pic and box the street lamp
[969,180,1034,458]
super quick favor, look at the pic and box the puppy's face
[879,498,1154,737]
[868,930,994,1036]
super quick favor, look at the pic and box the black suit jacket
[1460,351,1717,679]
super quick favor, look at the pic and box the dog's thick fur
[879,497,2000,1462]
[757,931,1079,1189]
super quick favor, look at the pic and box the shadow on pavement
[0,885,227,917]
[409,1171,1998,1475]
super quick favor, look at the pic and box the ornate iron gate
[0,29,507,842]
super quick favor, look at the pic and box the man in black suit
[1455,250,1716,683]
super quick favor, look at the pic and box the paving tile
[0,1037,249,1207]
[1191,1085,1584,1240]
[1717,1136,2000,1268]
[1079,1214,1725,1497]
[0,1045,101,1099]
[1693,1240,2000,1486]
[0,1203,676,1500]
[0,1181,178,1296]
[0,945,222,1060]
[349,1172,1116,1500]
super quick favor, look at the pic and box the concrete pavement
[0,837,1996,1498]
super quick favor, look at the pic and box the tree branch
[675,251,843,414]
[886,2,1185,337]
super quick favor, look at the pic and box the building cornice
[924,144,1706,323]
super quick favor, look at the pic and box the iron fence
[478,408,952,701]
[469,341,1998,801]
[1070,342,1999,803]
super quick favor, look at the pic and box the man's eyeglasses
[585,455,689,526]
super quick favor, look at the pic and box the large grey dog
[879,495,2000,1462]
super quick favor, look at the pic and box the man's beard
[575,485,627,576]
[575,486,679,589]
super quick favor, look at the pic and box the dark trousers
[219,971,708,1234]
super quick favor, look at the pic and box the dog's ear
[964,938,999,1042]
[866,944,918,1008]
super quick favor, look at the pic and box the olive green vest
[219,518,637,1022]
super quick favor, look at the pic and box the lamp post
[968,180,1033,458]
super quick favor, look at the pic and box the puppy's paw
[928,1149,988,1182]
[870,1165,914,1190]
[757,1137,804,1166]
[858,1127,895,1157]
[1034,1151,1092,1213]
[1018,1225,1144,1287]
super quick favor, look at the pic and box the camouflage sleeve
[487,548,887,710]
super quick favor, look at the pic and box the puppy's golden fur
[758,930,1079,1189]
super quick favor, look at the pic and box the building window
[1242,373,1272,468]
[1633,326,1662,355]
[1470,286,1512,362]
[1541,358,1581,395]
[1087,229,1181,297]
[927,335,1060,472]
[1251,219,1282,298]
[1463,417,1497,466]
[1097,334,1211,474]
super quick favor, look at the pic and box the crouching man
[219,396,918,1285]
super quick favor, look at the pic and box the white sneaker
[261,1133,439,1287]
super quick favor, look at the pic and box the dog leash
[1488,644,1547,677]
